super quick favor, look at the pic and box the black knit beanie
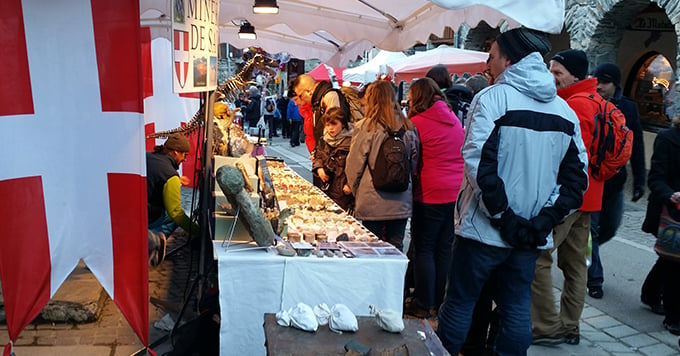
[551,50,589,80]
[496,28,551,64]
[593,63,621,87]
[164,133,190,152]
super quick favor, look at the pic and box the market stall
[212,158,408,356]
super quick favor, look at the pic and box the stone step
[0,261,107,324]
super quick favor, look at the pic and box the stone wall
[564,0,680,117]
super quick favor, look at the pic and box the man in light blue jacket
[437,28,589,355]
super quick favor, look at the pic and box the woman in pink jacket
[405,77,465,318]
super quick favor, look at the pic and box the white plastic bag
[290,303,319,332]
[313,303,332,326]
[369,305,404,333]
[276,309,291,327]
[329,304,358,333]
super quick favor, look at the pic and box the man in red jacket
[531,49,604,346]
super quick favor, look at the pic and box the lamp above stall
[238,21,257,40]
[253,0,279,14]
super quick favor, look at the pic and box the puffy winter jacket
[455,52,589,250]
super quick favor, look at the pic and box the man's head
[164,133,190,164]
[593,63,621,100]
[550,49,589,89]
[465,74,490,95]
[489,28,551,80]
[247,85,259,97]
[287,77,303,106]
[292,74,317,104]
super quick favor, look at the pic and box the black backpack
[368,128,410,192]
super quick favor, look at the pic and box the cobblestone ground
[0,188,206,355]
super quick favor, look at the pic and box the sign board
[172,0,219,93]
[631,11,674,32]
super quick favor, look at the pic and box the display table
[214,242,408,356]
[263,313,449,356]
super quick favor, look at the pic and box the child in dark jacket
[313,107,354,212]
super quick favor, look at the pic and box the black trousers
[289,120,301,146]
[281,116,290,138]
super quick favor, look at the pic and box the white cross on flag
[0,0,150,354]
[174,30,190,89]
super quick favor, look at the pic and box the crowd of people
[145,27,680,356]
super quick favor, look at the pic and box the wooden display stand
[263,313,449,356]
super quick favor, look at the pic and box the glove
[632,186,644,202]
[491,209,533,249]
[529,214,557,248]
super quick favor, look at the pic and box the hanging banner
[0,0,150,352]
[172,0,219,93]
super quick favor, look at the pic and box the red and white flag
[0,0,150,354]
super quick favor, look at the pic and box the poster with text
[172,0,219,93]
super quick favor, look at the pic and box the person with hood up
[436,28,589,355]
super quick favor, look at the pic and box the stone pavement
[0,135,678,355]
[0,215,204,356]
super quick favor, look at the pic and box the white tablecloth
[214,241,408,356]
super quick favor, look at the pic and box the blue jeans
[148,211,178,239]
[588,190,623,288]
[438,236,540,356]
[411,201,455,309]
[362,219,407,251]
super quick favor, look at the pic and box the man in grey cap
[587,63,646,299]
[437,29,589,355]
[146,133,200,266]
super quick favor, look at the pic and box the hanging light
[238,21,257,40]
[253,0,279,14]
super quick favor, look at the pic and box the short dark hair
[321,107,349,129]
[287,77,299,98]
[425,64,452,90]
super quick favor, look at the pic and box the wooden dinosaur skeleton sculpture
[146,53,279,139]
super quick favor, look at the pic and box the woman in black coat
[640,116,680,335]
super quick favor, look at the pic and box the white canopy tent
[220,0,565,51]
[141,0,565,65]
[390,46,489,83]
[343,50,408,85]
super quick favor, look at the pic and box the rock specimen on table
[216,165,274,247]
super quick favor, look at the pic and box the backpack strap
[569,92,606,159]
